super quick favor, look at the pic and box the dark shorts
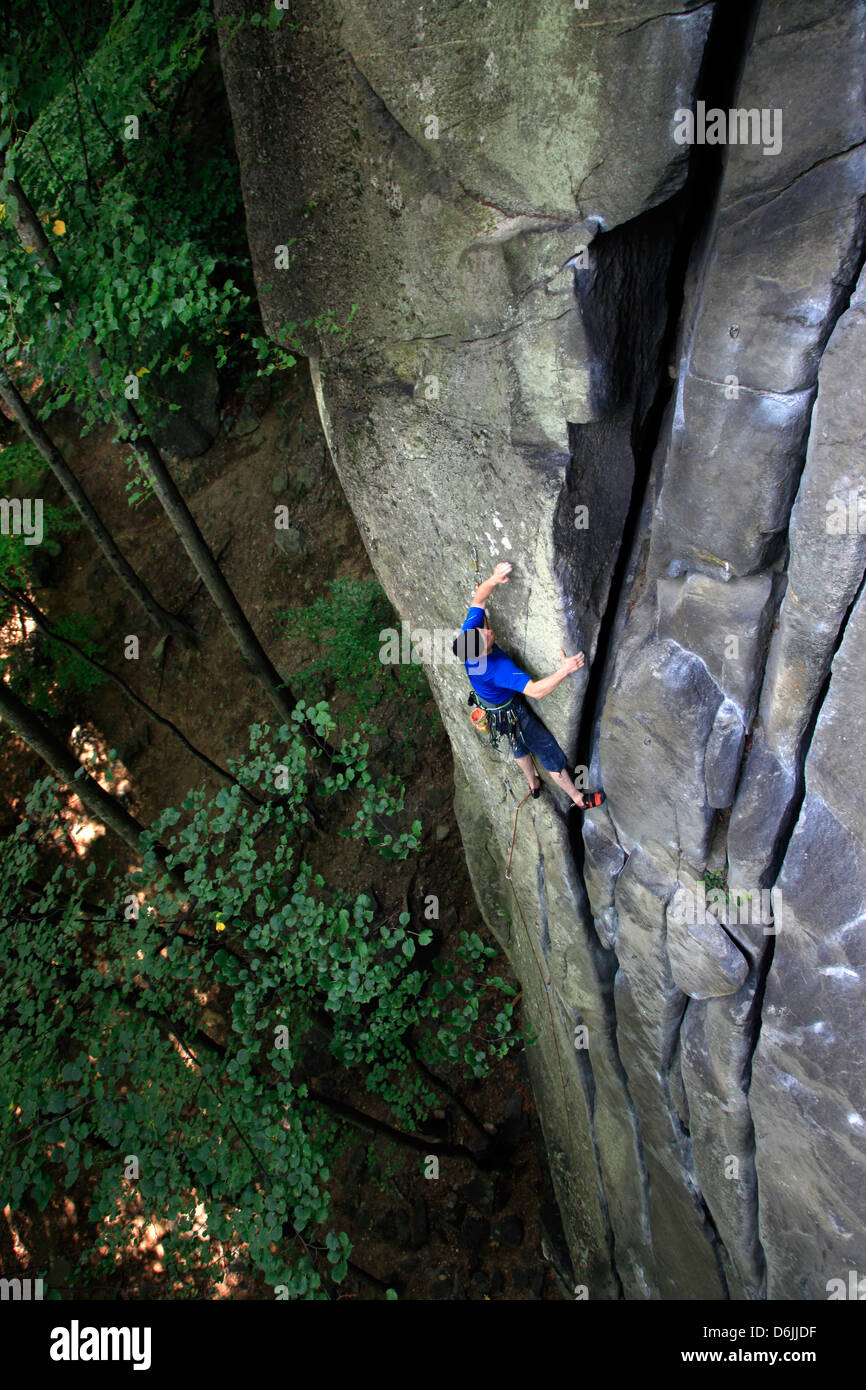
[508,696,566,773]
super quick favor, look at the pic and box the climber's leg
[506,713,540,792]
[513,699,600,809]
[515,752,541,793]
[548,765,593,809]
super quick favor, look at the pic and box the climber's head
[452,626,492,664]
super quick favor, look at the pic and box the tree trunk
[0,678,179,883]
[120,401,297,725]
[0,366,194,644]
[4,174,298,730]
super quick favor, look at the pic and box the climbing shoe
[577,790,605,810]
[531,785,543,799]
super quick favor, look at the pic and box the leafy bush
[0,437,105,712]
[1,1,249,426]
[3,611,107,716]
[0,711,524,1298]
[0,437,77,585]
[280,577,431,722]
[0,0,357,473]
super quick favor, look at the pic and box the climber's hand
[473,562,512,607]
[560,649,585,675]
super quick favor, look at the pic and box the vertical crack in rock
[670,996,734,1298]
[549,180,713,1304]
[553,193,690,683]
[737,936,774,1302]
[570,0,762,768]
[563,845,654,1288]
[555,989,625,1300]
[532,841,622,1285]
[751,560,866,897]
[736,567,866,1292]
[552,0,764,1295]
[790,566,866,833]
[576,885,655,1268]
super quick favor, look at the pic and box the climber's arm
[524,649,585,700]
[472,561,512,609]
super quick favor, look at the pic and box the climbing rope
[504,788,532,882]
[470,543,480,601]
[502,759,579,1209]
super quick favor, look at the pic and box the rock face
[217,0,866,1298]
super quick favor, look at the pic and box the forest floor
[0,365,570,1301]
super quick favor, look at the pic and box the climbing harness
[467,690,522,754]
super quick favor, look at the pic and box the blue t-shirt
[461,605,530,704]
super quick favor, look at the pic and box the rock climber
[453,560,604,810]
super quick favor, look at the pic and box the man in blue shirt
[453,561,602,810]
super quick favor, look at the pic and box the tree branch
[0,580,257,805]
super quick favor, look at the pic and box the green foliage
[0,2,112,133]
[364,1139,407,1192]
[426,931,521,1078]
[1,0,249,430]
[0,436,105,712]
[248,308,357,388]
[0,437,44,490]
[3,611,107,716]
[280,577,431,724]
[0,437,76,586]
[344,777,422,861]
[0,712,524,1298]
[0,0,358,482]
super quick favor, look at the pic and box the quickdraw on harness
[468,690,521,754]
